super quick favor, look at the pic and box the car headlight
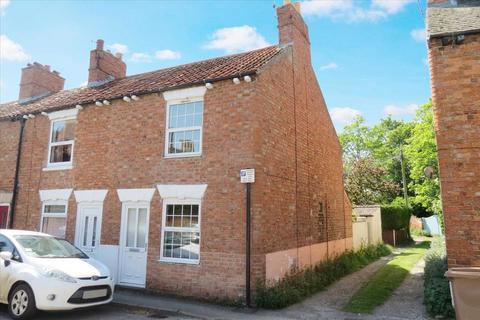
[40,268,77,283]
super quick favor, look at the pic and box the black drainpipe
[8,117,26,229]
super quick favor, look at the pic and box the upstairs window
[166,101,203,156]
[48,119,75,167]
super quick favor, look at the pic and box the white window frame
[46,118,75,169]
[160,199,201,264]
[164,99,204,158]
[44,108,78,170]
[40,200,68,238]
[163,86,206,159]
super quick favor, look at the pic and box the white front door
[75,205,102,259]
[119,205,149,287]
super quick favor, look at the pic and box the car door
[0,235,22,303]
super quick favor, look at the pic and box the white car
[0,229,114,319]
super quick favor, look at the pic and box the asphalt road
[0,303,192,319]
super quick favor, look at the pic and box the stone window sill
[42,165,73,172]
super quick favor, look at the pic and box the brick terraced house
[427,0,480,267]
[0,3,352,298]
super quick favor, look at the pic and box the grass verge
[254,243,392,309]
[344,241,430,313]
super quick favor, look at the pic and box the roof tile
[427,7,480,37]
[0,45,282,119]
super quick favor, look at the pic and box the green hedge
[381,205,412,230]
[254,243,392,309]
[424,237,455,318]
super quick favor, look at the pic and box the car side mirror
[0,251,13,262]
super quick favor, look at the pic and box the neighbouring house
[0,2,352,298]
[426,0,480,266]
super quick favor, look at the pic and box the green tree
[339,116,371,163]
[339,103,440,214]
[368,117,414,195]
[344,157,401,205]
[339,116,412,204]
[404,101,441,216]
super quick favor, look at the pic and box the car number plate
[83,289,107,299]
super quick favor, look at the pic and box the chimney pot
[96,39,104,50]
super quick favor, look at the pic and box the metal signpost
[240,168,255,307]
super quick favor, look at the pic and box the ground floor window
[160,201,200,264]
[41,202,67,238]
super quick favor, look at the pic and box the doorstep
[113,287,258,319]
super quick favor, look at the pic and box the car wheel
[8,284,37,320]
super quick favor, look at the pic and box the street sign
[240,169,255,183]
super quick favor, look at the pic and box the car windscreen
[13,235,89,259]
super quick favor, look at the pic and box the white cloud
[320,62,338,70]
[0,0,10,15]
[131,49,181,63]
[79,81,88,87]
[302,0,354,18]
[410,28,426,42]
[331,107,362,125]
[155,49,181,60]
[384,104,419,117]
[107,43,128,54]
[204,25,270,54]
[302,0,413,22]
[131,52,152,63]
[0,35,30,61]
[372,0,413,14]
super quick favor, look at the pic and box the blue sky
[0,0,430,131]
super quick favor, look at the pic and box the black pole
[400,148,409,207]
[9,118,26,229]
[246,182,251,307]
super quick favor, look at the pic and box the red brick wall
[250,4,352,281]
[428,33,480,267]
[9,83,257,298]
[0,120,19,195]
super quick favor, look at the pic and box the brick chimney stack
[19,62,65,103]
[88,39,127,87]
[277,1,309,47]
[277,0,311,66]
